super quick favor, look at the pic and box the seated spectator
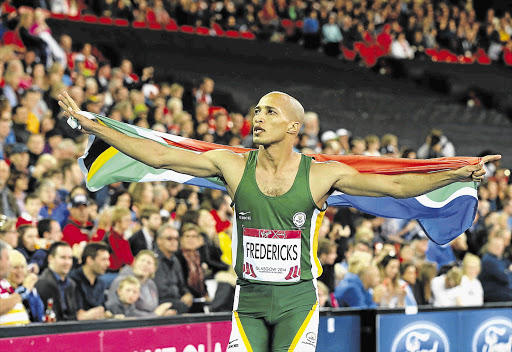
[105,276,146,318]
[37,218,63,250]
[197,209,229,278]
[69,242,110,320]
[317,238,338,293]
[459,253,484,306]
[399,263,418,307]
[7,249,44,322]
[376,253,407,308]
[302,10,321,50]
[0,242,30,325]
[322,13,343,57]
[154,224,192,314]
[62,195,93,247]
[37,180,68,227]
[15,225,47,274]
[36,241,78,322]
[391,32,415,59]
[129,205,161,256]
[334,251,380,308]
[478,237,512,302]
[108,249,175,316]
[16,193,42,229]
[416,261,437,306]
[102,207,134,276]
[431,266,463,307]
[0,217,19,250]
[0,160,20,218]
[317,280,338,308]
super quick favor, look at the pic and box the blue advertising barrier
[377,307,512,352]
[317,314,361,352]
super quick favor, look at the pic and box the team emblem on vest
[293,212,306,227]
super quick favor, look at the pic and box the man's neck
[82,266,97,285]
[159,248,174,259]
[142,226,154,238]
[50,267,67,282]
[257,143,298,173]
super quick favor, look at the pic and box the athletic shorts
[226,279,319,352]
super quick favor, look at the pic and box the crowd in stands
[2,0,512,66]
[0,1,511,327]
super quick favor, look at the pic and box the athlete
[58,91,499,351]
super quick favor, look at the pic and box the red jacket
[106,229,134,271]
[62,217,93,247]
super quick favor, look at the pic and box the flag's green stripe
[425,182,476,202]
[87,153,167,188]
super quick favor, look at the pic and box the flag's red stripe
[161,137,480,175]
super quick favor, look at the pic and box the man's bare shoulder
[204,148,250,172]
[310,159,357,175]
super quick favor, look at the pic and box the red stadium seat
[1,3,16,13]
[148,22,162,30]
[196,27,210,36]
[341,46,356,61]
[475,48,491,65]
[296,20,303,28]
[226,30,240,38]
[99,17,113,25]
[82,15,98,23]
[165,19,178,31]
[240,31,256,40]
[114,18,129,26]
[51,13,66,20]
[180,25,195,34]
[67,14,81,21]
[132,20,147,28]
[212,23,224,36]
[281,19,293,28]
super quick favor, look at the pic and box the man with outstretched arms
[58,91,498,351]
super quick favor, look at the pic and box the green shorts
[226,279,319,352]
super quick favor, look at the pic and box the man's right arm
[58,92,238,179]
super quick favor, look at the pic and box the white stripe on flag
[415,187,477,208]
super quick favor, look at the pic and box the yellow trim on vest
[87,146,119,182]
[287,302,319,351]
[312,211,325,277]
[234,311,253,352]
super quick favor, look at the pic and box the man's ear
[288,122,300,134]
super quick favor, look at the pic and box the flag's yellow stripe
[87,146,119,182]
[312,211,325,277]
[234,311,253,352]
[287,302,318,352]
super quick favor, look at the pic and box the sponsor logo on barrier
[391,322,450,352]
[471,318,512,352]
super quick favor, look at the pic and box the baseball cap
[336,128,351,137]
[71,194,89,207]
[10,143,29,155]
[321,130,338,143]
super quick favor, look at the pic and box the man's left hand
[455,155,501,182]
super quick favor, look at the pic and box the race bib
[242,228,302,282]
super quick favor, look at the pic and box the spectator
[8,143,30,174]
[16,193,42,228]
[322,13,343,57]
[154,224,192,314]
[0,241,30,325]
[7,249,44,322]
[69,242,110,320]
[102,206,134,275]
[0,217,19,249]
[108,249,175,316]
[376,253,407,308]
[37,218,63,251]
[334,251,380,308]
[416,261,437,306]
[399,262,419,306]
[62,194,93,247]
[431,266,463,307]
[459,253,484,306]
[417,129,456,159]
[0,160,20,218]
[35,241,78,321]
[391,32,415,59]
[317,238,338,293]
[129,205,161,256]
[195,77,214,106]
[15,225,46,274]
[37,180,68,226]
[478,237,512,302]
[0,119,16,161]
[105,275,145,318]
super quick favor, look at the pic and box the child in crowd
[105,276,142,318]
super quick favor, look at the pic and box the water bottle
[44,298,57,323]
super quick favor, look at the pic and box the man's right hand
[58,91,96,133]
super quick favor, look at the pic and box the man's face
[0,120,11,139]
[27,135,45,155]
[90,250,110,276]
[11,152,30,171]
[25,198,42,217]
[47,221,63,242]
[147,213,162,232]
[22,227,39,251]
[49,245,73,277]
[70,205,89,223]
[0,161,10,186]
[0,248,10,278]
[253,94,292,146]
[157,228,179,254]
[13,106,29,124]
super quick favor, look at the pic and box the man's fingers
[63,91,80,111]
[482,155,501,164]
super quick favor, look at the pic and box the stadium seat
[67,14,81,21]
[165,19,178,31]
[180,25,195,34]
[281,19,293,28]
[341,46,357,61]
[82,15,98,23]
[114,18,129,26]
[99,17,113,25]
[196,27,210,36]
[296,20,303,28]
[148,22,162,30]
[132,21,147,28]
[475,48,491,65]
[226,30,240,38]
[212,23,224,36]
[51,13,66,20]
[240,31,256,40]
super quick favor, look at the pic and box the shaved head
[261,92,305,125]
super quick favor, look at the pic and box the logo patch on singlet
[293,212,306,228]
[242,228,302,282]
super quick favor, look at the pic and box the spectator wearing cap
[336,128,351,154]
[7,143,30,174]
[11,106,31,145]
[0,160,20,219]
[320,130,338,150]
[62,195,93,247]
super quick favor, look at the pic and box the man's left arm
[332,155,500,199]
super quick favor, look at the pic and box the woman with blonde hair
[459,253,483,306]
[431,266,463,307]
